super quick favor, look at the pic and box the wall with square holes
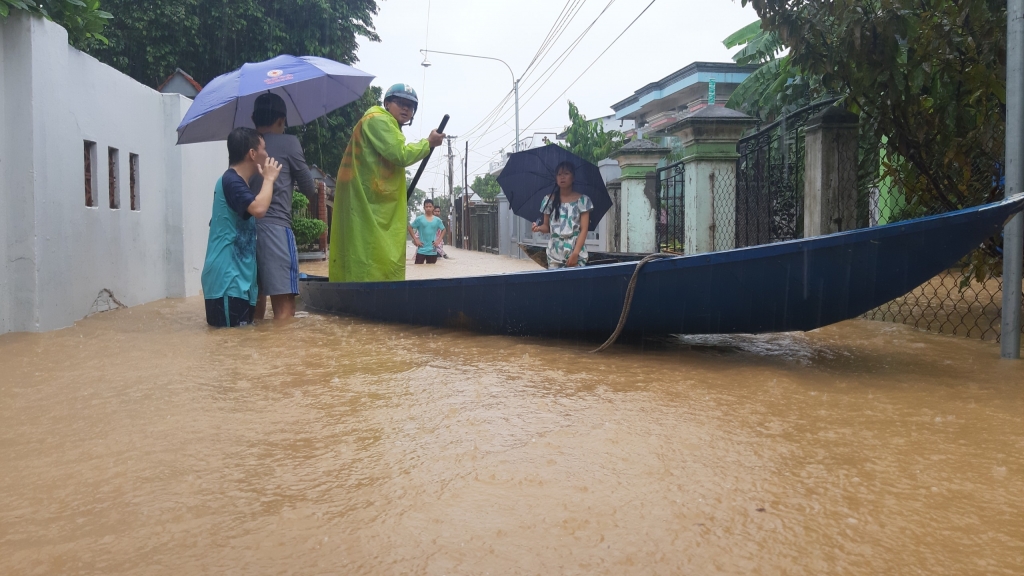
[0,13,227,334]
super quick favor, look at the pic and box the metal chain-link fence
[858,126,1022,341]
[722,100,1024,342]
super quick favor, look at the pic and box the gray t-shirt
[248,133,316,229]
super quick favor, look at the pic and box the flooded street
[1,296,1022,575]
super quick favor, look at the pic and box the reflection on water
[0,298,1021,574]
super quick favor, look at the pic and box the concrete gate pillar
[496,192,511,257]
[608,140,670,253]
[803,107,860,237]
[663,106,756,254]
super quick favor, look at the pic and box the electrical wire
[461,0,590,141]
[465,0,618,145]
[518,0,659,141]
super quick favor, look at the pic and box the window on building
[84,141,97,207]
[129,153,140,211]
[108,147,120,209]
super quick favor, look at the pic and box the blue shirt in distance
[411,214,445,256]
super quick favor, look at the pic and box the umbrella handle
[407,114,450,200]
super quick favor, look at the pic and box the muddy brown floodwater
[1,297,1022,575]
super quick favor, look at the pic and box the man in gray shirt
[249,93,321,320]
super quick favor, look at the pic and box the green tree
[723,20,818,121]
[79,0,381,177]
[0,0,112,46]
[744,0,1007,279]
[560,100,624,163]
[82,0,379,89]
[471,173,501,202]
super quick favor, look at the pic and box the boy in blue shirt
[408,198,445,264]
[201,127,282,327]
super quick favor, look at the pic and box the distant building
[157,68,203,98]
[488,131,561,176]
[610,62,759,138]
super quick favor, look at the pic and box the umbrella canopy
[176,55,374,144]
[496,144,612,231]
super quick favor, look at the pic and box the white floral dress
[539,194,594,268]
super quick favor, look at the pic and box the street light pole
[421,49,520,152]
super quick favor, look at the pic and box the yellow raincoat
[329,106,431,282]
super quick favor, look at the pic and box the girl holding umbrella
[531,161,594,268]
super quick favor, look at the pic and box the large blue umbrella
[496,144,611,231]
[176,55,374,144]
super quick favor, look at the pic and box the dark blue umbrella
[496,144,611,231]
[176,55,374,144]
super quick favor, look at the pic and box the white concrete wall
[0,13,225,334]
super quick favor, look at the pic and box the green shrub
[293,217,326,248]
[291,192,325,249]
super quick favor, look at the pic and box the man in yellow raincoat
[329,84,444,282]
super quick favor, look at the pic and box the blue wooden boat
[300,195,1024,339]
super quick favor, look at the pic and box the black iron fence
[655,160,685,253]
[652,99,1022,341]
[734,98,839,248]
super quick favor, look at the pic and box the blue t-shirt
[201,169,259,304]
[222,169,256,217]
[411,214,446,255]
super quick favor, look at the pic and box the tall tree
[723,20,817,121]
[744,0,1008,279]
[78,0,381,175]
[0,0,112,46]
[82,0,379,89]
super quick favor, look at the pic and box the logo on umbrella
[264,70,294,85]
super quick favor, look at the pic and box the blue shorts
[256,221,300,296]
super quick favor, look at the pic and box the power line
[462,0,591,142]
[466,0,618,146]
[520,0,590,83]
[519,0,658,136]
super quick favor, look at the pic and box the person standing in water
[408,198,445,264]
[201,128,281,327]
[248,93,320,320]
[432,205,449,259]
[329,84,444,282]
[531,161,593,268]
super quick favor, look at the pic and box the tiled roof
[157,68,203,93]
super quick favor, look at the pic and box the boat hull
[301,196,1024,338]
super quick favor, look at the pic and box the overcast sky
[354,0,758,193]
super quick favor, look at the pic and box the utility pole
[1004,0,1023,359]
[464,141,469,249]
[447,135,455,207]
[445,135,456,247]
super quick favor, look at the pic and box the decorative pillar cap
[660,105,756,144]
[608,138,670,175]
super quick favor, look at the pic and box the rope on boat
[590,253,674,353]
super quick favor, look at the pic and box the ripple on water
[0,298,1021,575]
